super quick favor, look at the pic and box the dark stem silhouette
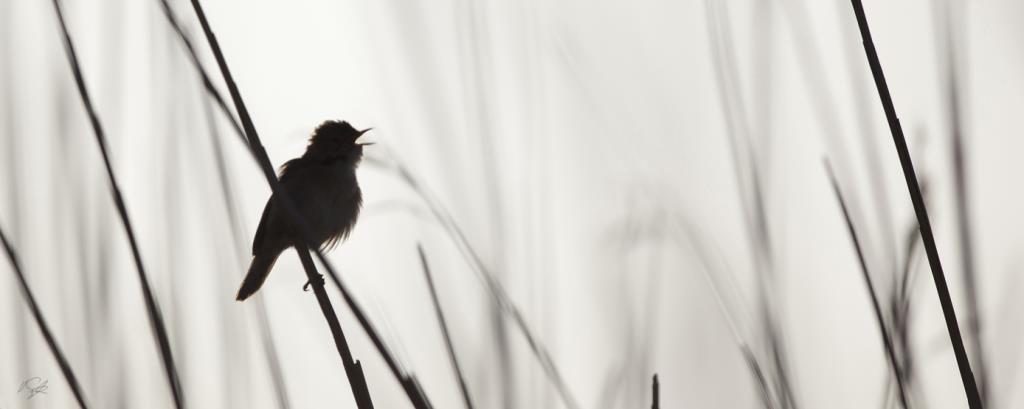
[651,374,659,409]
[294,244,375,408]
[50,1,185,407]
[826,161,910,408]
[186,1,374,407]
[0,224,89,409]
[186,1,433,407]
[418,245,475,409]
[846,1,982,407]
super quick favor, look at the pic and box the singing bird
[236,120,372,301]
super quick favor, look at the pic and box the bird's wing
[251,158,309,255]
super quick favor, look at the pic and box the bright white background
[2,0,1024,408]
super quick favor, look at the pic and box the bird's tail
[236,251,281,301]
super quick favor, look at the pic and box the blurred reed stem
[50,0,185,407]
[365,152,581,409]
[159,3,294,403]
[0,223,89,408]
[455,1,515,405]
[417,244,475,409]
[826,161,909,409]
[681,224,775,409]
[198,86,293,409]
[156,0,245,143]
[704,1,797,406]
[933,0,988,401]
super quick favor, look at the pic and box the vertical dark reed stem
[50,1,185,407]
[0,224,89,409]
[417,245,475,409]
[826,162,909,408]
[650,374,659,409]
[846,1,981,407]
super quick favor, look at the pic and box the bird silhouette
[236,120,371,301]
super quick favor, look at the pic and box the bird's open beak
[356,128,374,146]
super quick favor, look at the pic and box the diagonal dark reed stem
[846,2,981,407]
[186,1,433,407]
[417,245,474,409]
[162,1,454,404]
[49,1,185,407]
[174,0,537,405]
[825,161,909,409]
[294,244,374,409]
[0,224,89,409]
[185,1,374,407]
[320,258,432,409]
[836,0,901,288]
[156,0,245,144]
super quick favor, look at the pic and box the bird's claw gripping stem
[303,273,325,291]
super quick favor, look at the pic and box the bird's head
[305,120,373,164]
